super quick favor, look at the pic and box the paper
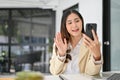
[60,74,92,80]
[45,75,60,80]
[45,74,93,80]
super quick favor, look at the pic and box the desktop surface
[0,73,95,80]
[45,72,120,80]
[45,74,92,80]
[0,71,120,80]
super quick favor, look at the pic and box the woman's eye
[68,22,72,24]
[75,20,80,22]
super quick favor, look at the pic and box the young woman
[50,10,103,76]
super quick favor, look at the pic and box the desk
[45,74,92,80]
[0,71,120,80]
[45,71,120,80]
[0,74,92,80]
[0,74,93,80]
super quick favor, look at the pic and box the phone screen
[85,23,97,40]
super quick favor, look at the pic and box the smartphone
[85,23,97,40]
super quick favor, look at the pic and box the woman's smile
[72,28,79,32]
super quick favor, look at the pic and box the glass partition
[0,9,55,73]
[111,0,120,71]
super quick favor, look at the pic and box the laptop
[92,72,120,80]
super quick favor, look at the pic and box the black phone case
[85,23,97,40]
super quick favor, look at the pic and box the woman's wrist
[57,54,66,62]
[92,55,103,65]
[58,50,66,57]
[94,57,101,61]
[93,54,101,61]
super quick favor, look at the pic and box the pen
[59,75,64,80]
[59,75,68,80]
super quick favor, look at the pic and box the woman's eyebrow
[74,17,80,20]
[66,20,72,23]
[67,17,80,22]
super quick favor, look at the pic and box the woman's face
[66,13,82,37]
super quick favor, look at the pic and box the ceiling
[0,0,59,10]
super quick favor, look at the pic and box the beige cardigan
[49,43,102,76]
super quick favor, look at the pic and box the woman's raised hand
[83,30,101,61]
[54,32,67,56]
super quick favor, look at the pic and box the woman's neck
[70,34,82,48]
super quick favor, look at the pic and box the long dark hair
[56,10,85,63]
[61,10,85,43]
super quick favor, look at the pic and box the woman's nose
[72,21,77,27]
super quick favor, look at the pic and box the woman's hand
[54,32,67,56]
[83,30,101,61]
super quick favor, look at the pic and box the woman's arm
[85,51,103,75]
[49,44,66,75]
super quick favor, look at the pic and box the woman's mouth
[72,29,79,32]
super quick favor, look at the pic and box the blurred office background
[0,0,120,75]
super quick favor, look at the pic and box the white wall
[79,0,103,45]
[55,0,103,48]
[55,0,80,33]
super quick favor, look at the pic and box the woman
[50,10,102,76]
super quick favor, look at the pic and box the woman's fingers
[64,38,67,45]
[92,29,98,41]
[54,32,67,56]
[56,33,60,42]
[55,33,61,42]
[83,33,96,48]
[91,30,99,45]
[83,32,101,60]
[58,33,62,40]
[83,34,92,43]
